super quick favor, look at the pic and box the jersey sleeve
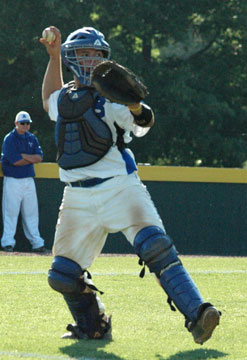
[48,90,60,121]
[105,102,150,138]
[2,135,22,164]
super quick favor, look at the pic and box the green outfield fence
[1,163,247,255]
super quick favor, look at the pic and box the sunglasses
[19,122,30,125]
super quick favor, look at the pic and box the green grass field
[0,253,246,360]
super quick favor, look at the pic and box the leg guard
[48,256,111,339]
[134,226,204,322]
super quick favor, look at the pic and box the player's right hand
[40,26,61,59]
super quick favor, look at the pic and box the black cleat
[191,305,220,345]
[61,315,112,340]
[61,324,87,339]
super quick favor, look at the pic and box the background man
[1,111,46,253]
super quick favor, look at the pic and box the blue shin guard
[159,260,204,321]
[134,226,204,322]
[48,256,111,339]
[48,256,96,335]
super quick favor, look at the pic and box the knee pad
[134,226,179,274]
[48,256,83,295]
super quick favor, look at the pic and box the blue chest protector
[55,82,113,170]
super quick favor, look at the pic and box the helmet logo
[94,39,102,46]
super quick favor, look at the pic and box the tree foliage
[1,0,247,167]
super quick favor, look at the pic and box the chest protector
[55,82,113,170]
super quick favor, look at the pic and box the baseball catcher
[40,25,220,344]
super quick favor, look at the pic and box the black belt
[67,177,113,188]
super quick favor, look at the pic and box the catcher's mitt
[91,60,148,105]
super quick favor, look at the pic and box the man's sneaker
[191,305,220,345]
[2,245,14,252]
[32,246,49,253]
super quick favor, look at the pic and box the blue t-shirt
[1,129,43,178]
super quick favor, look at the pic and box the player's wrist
[128,103,142,115]
[49,53,61,61]
[132,103,154,127]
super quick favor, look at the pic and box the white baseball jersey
[48,89,149,183]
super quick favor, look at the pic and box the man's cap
[15,111,32,123]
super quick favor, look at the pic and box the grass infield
[0,253,246,360]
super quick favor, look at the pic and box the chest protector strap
[56,83,113,170]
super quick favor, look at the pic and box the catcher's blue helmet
[61,27,111,86]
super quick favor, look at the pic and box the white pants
[53,173,165,269]
[1,176,44,249]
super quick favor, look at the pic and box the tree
[1,0,247,167]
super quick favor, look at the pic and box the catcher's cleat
[61,315,112,340]
[61,324,87,339]
[189,305,221,345]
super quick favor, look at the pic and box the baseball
[42,27,56,43]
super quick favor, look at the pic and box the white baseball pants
[53,172,165,269]
[1,176,44,249]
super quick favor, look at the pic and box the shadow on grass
[60,339,124,360]
[60,343,228,360]
[156,348,228,360]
